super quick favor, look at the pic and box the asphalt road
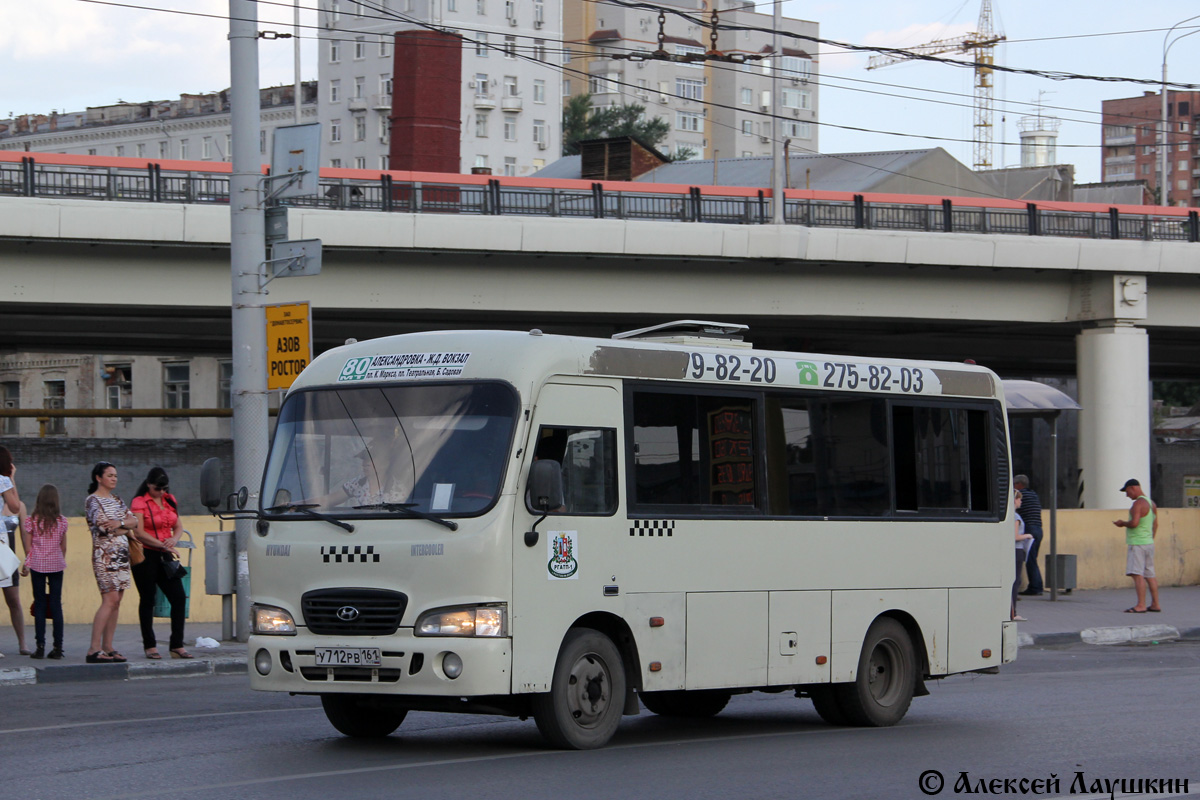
[4,641,1198,800]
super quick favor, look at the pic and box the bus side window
[529,426,618,515]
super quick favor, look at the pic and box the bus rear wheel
[532,628,626,750]
[640,689,731,718]
[834,617,916,727]
[321,694,408,738]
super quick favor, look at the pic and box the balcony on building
[348,97,368,112]
[371,94,391,111]
[502,94,523,112]
[1104,154,1136,166]
[473,94,496,110]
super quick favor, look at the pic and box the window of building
[354,116,366,141]
[354,37,367,59]
[533,40,547,61]
[202,137,213,160]
[476,33,488,57]
[354,156,366,169]
[330,41,340,63]
[528,426,618,515]
[474,154,489,169]
[589,73,619,95]
[475,113,489,138]
[330,80,341,103]
[563,79,571,97]
[225,134,232,160]
[260,130,267,154]
[101,363,133,410]
[354,77,365,99]
[504,35,517,59]
[1179,141,1189,151]
[741,151,753,157]
[533,79,546,103]
[447,0,457,10]
[163,363,190,410]
[380,116,390,143]
[780,55,811,80]
[379,36,392,57]
[676,111,702,132]
[380,155,390,170]
[380,74,393,96]
[217,361,232,409]
[329,0,340,21]
[178,139,188,159]
[533,119,547,145]
[43,380,65,436]
[505,0,515,20]
[674,44,704,67]
[330,120,341,142]
[159,141,168,158]
[741,119,753,136]
[534,0,544,25]
[115,145,125,157]
[135,143,145,158]
[477,0,485,14]
[1180,160,1189,172]
[784,121,812,139]
[504,115,517,141]
[1178,179,1189,191]
[2,382,19,436]
[781,88,811,110]
[503,156,517,176]
[88,148,97,156]
[330,158,342,167]
[676,77,704,100]
[475,72,489,95]
[504,75,518,96]
[741,87,753,105]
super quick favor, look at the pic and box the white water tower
[1018,111,1061,167]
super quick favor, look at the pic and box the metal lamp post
[1160,15,1200,206]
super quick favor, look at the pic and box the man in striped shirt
[1015,475,1044,596]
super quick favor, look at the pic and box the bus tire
[321,694,407,738]
[531,628,626,750]
[808,686,850,726]
[640,689,731,718]
[834,617,916,727]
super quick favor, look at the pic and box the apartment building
[319,0,562,175]
[0,83,318,162]
[1101,89,1200,207]
[563,0,818,160]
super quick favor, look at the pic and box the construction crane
[867,0,1005,170]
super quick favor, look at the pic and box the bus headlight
[415,604,507,637]
[252,604,297,635]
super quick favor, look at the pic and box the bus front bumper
[247,630,513,696]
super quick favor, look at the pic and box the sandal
[106,651,128,663]
[86,651,116,663]
[145,649,163,660]
[1123,607,1147,613]
[170,649,195,659]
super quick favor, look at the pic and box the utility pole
[229,0,269,642]
[770,0,784,223]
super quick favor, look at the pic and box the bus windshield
[262,382,518,519]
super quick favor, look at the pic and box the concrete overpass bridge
[3,152,1200,507]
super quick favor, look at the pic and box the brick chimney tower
[389,30,462,173]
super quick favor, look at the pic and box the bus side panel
[767,590,832,686]
[947,588,1005,674]
[626,592,686,691]
[685,592,768,690]
[830,589,948,682]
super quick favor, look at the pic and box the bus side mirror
[528,459,564,512]
[200,458,223,512]
[524,459,563,547]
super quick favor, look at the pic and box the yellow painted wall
[15,516,227,625]
[1042,508,1200,590]
[15,510,1199,624]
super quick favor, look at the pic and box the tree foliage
[562,93,688,159]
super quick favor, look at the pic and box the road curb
[0,656,246,687]
[1080,624,1179,644]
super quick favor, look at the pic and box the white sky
[2,0,1199,183]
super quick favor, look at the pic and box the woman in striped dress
[85,462,138,664]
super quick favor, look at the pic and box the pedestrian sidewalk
[2,587,1198,687]
[0,620,247,686]
[1013,584,1200,646]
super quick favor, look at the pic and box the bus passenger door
[511,381,624,694]
[767,591,831,685]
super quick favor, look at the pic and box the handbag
[128,533,145,566]
[0,539,19,581]
[162,553,187,581]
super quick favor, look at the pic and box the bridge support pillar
[1075,322,1150,509]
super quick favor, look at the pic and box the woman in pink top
[130,467,190,659]
[20,484,68,659]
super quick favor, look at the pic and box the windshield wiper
[353,502,459,531]
[264,502,355,533]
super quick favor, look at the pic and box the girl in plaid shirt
[20,485,68,659]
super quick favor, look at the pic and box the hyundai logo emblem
[336,606,360,622]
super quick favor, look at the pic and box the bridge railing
[3,153,1199,243]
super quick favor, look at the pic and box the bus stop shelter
[1003,380,1082,601]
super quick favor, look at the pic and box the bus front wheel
[532,628,626,749]
[640,689,731,718]
[834,617,916,727]
[321,694,407,738]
